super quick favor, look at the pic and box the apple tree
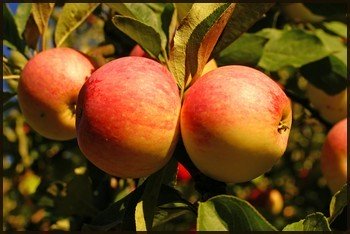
[2,3,348,231]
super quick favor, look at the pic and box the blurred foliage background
[2,3,347,231]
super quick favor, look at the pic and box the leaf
[216,33,267,66]
[3,3,25,53]
[197,195,277,231]
[2,92,16,104]
[54,174,98,218]
[23,14,40,49]
[140,157,178,230]
[256,28,283,40]
[282,212,331,231]
[314,29,345,53]
[300,55,347,95]
[135,202,147,231]
[174,3,193,23]
[112,16,162,58]
[31,3,55,34]
[212,3,274,57]
[329,184,347,224]
[323,21,347,38]
[169,3,235,91]
[55,3,100,47]
[161,3,177,54]
[258,29,331,71]
[14,3,32,37]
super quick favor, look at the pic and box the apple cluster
[17,46,342,188]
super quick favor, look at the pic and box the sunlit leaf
[283,212,331,231]
[55,3,100,47]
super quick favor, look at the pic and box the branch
[284,88,333,130]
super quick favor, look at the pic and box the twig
[3,75,20,80]
[284,88,333,130]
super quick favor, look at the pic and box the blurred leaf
[258,29,330,71]
[174,3,193,23]
[323,21,347,38]
[55,174,98,218]
[197,195,277,231]
[135,202,147,231]
[14,3,32,37]
[169,3,235,90]
[329,184,347,224]
[300,55,347,95]
[112,16,162,58]
[256,28,283,40]
[280,3,325,23]
[18,170,41,195]
[3,61,12,76]
[216,33,267,66]
[55,3,100,47]
[15,115,31,167]
[31,3,55,34]
[282,212,331,231]
[212,3,274,57]
[23,14,40,49]
[3,3,25,53]
[2,92,16,104]
[8,50,28,70]
[314,29,345,53]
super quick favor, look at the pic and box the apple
[321,118,347,193]
[17,47,96,140]
[177,163,192,182]
[188,59,218,85]
[248,188,284,215]
[76,57,181,178]
[129,45,152,59]
[181,65,292,183]
[306,83,347,124]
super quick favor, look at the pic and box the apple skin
[321,118,347,193]
[177,163,192,182]
[17,47,96,140]
[306,83,347,124]
[129,45,152,59]
[181,65,292,183]
[76,57,181,178]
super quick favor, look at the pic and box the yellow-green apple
[306,83,347,124]
[321,118,347,193]
[76,57,181,178]
[181,65,292,183]
[17,47,96,140]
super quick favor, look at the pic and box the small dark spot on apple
[40,113,45,118]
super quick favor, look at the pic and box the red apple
[76,57,181,178]
[129,45,152,58]
[177,163,192,182]
[181,65,292,183]
[17,47,96,140]
[321,118,347,193]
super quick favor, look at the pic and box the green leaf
[14,3,32,37]
[258,29,331,71]
[174,3,193,23]
[31,3,55,34]
[8,50,28,70]
[282,212,331,231]
[216,33,267,66]
[323,21,347,38]
[112,15,162,58]
[256,28,284,40]
[54,174,98,218]
[169,3,235,90]
[300,55,347,95]
[314,29,345,53]
[329,184,347,224]
[197,195,277,231]
[55,3,100,47]
[3,3,25,53]
[139,157,178,230]
[135,202,147,231]
[160,3,177,55]
[2,92,16,104]
[212,3,274,57]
